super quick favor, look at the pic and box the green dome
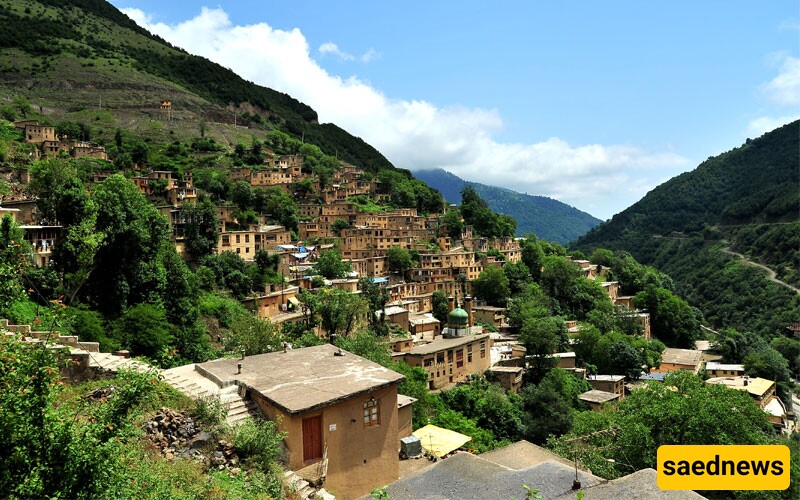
[448,307,469,325]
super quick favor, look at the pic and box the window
[480,340,486,359]
[245,234,250,243]
[236,234,241,244]
[447,350,453,363]
[467,344,473,363]
[423,357,434,367]
[436,353,444,365]
[363,398,380,427]
[456,349,464,368]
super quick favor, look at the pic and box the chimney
[448,296,455,313]
[465,296,474,328]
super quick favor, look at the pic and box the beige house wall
[251,384,400,500]
[403,337,491,390]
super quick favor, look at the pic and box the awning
[412,424,471,458]
[288,297,300,306]
[292,252,309,259]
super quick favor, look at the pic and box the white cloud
[360,48,379,63]
[317,42,379,63]
[121,6,689,219]
[762,55,800,106]
[319,42,354,61]
[746,114,800,137]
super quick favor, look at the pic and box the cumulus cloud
[746,114,800,137]
[121,6,689,219]
[762,55,800,106]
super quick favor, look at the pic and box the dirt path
[721,247,800,295]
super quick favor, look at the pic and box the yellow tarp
[413,424,472,458]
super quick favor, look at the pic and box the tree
[317,287,368,339]
[359,277,390,333]
[589,248,614,268]
[181,199,219,261]
[442,210,463,241]
[334,330,391,365]
[520,315,568,382]
[503,261,533,296]
[472,266,510,307]
[549,372,777,481]
[520,380,573,444]
[539,255,580,314]
[112,303,173,359]
[313,248,351,279]
[633,285,701,348]
[771,337,800,377]
[255,186,298,232]
[331,218,351,235]
[744,346,792,387]
[225,314,282,356]
[0,335,158,498]
[439,378,525,442]
[386,246,414,275]
[86,174,170,315]
[231,180,254,210]
[521,236,545,282]
[431,290,450,324]
[29,159,81,224]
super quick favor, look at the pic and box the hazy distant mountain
[414,169,602,244]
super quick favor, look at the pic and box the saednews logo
[657,445,790,491]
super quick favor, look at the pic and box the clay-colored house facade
[196,345,404,500]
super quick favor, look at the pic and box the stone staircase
[160,363,261,426]
[2,319,334,498]
[284,470,335,500]
[1,319,259,426]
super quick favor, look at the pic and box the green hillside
[0,0,394,172]
[574,121,800,338]
[414,168,601,243]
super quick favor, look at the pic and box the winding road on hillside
[721,247,800,295]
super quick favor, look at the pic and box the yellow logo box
[657,445,790,491]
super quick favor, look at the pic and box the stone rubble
[142,408,241,470]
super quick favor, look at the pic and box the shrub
[232,418,285,469]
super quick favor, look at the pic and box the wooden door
[302,415,322,462]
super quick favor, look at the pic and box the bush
[232,419,285,469]
[193,396,228,428]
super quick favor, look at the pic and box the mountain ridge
[573,120,800,338]
[414,168,601,244]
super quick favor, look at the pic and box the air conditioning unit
[400,436,422,459]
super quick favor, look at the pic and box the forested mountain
[574,121,800,339]
[415,168,601,243]
[0,0,394,173]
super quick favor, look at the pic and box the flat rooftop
[487,366,524,374]
[196,344,404,415]
[706,376,774,398]
[579,390,621,404]
[661,348,702,367]
[588,374,625,382]
[408,333,490,356]
[705,362,745,371]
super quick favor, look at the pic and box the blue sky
[111,1,800,219]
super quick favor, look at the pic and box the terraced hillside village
[1,1,799,499]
